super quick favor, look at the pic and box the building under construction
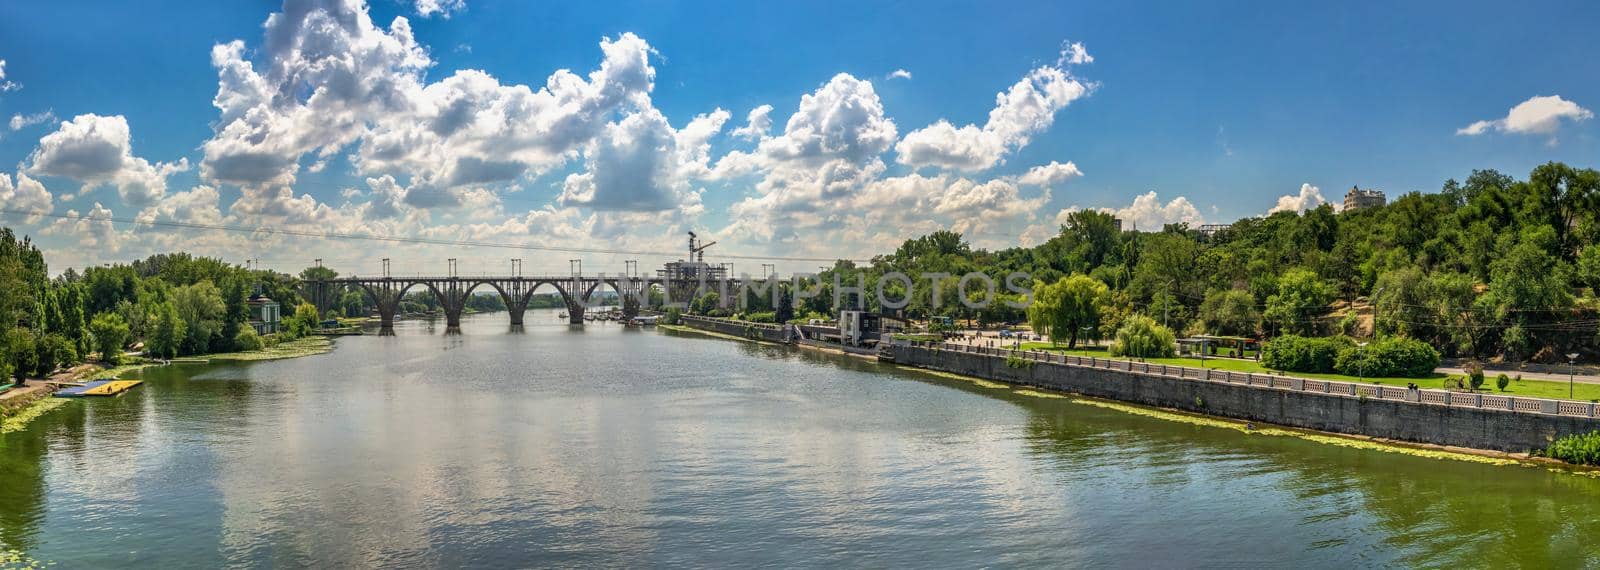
[659,232,728,303]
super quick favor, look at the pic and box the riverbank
[0,336,335,434]
[898,364,1566,469]
[892,342,1600,454]
[660,323,782,345]
[665,317,1600,463]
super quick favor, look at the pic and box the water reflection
[0,311,1596,566]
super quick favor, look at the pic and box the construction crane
[688,231,718,263]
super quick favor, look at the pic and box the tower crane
[688,231,718,263]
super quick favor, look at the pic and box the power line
[0,207,865,264]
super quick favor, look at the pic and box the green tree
[2,329,38,382]
[284,302,320,337]
[1109,314,1176,358]
[1026,275,1107,348]
[1263,268,1333,336]
[1198,289,1260,336]
[89,313,130,365]
[1372,266,1431,339]
[36,333,77,377]
[146,301,186,359]
[173,281,228,355]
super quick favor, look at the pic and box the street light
[1570,352,1582,399]
[1356,341,1370,384]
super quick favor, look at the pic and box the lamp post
[1357,341,1370,384]
[1570,353,1582,399]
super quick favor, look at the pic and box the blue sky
[1,1,1597,274]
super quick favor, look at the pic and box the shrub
[1261,335,1352,373]
[1543,430,1600,466]
[1332,337,1440,378]
[1108,314,1176,358]
[233,328,265,352]
[1466,363,1485,391]
[1495,373,1510,392]
[1005,353,1035,369]
[662,308,682,325]
[744,311,776,323]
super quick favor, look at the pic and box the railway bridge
[308,274,778,333]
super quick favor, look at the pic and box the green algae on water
[2,399,68,434]
[1068,398,1520,466]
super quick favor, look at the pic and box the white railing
[907,341,1600,419]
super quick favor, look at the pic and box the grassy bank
[1016,342,1600,402]
[206,336,333,362]
[0,336,334,435]
[660,324,772,345]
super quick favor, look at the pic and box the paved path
[1436,366,1600,385]
[951,329,1600,386]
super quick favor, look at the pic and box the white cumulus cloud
[895,45,1093,171]
[1268,183,1334,214]
[1100,191,1203,231]
[26,114,188,207]
[0,171,53,220]
[886,69,912,80]
[1457,95,1592,141]
[414,0,465,18]
[730,104,773,141]
[1017,160,1083,187]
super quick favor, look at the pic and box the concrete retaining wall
[890,345,1600,453]
[678,316,789,343]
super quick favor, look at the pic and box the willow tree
[1027,274,1108,348]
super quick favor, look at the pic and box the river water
[1,310,1598,567]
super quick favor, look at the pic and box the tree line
[693,162,1600,365]
[0,241,328,383]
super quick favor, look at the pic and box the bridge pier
[378,308,397,336]
[567,303,585,324]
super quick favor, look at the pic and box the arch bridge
[307,274,757,334]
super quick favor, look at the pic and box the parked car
[998,329,1013,338]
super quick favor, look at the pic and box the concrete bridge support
[358,280,409,336]
[429,280,473,334]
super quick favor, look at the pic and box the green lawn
[1014,342,1600,402]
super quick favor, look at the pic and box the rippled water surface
[2,310,1600,567]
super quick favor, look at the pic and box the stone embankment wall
[890,344,1600,453]
[677,316,790,343]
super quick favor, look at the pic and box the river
[1,309,1598,567]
